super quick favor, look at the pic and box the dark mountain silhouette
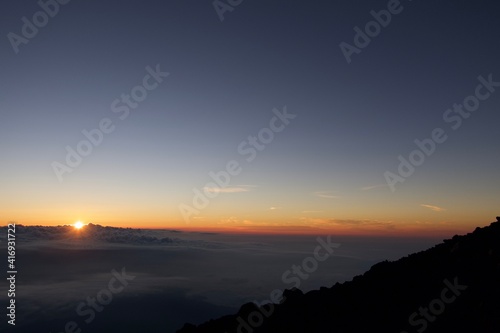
[178,219,500,333]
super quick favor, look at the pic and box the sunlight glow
[74,221,84,229]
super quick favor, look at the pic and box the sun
[74,221,85,229]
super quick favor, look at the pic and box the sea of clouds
[0,224,441,333]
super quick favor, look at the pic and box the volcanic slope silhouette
[178,218,500,333]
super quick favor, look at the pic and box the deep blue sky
[1,0,499,233]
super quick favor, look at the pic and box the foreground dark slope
[178,219,500,333]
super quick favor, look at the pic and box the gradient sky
[1,0,499,235]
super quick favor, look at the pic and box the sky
[1,0,499,235]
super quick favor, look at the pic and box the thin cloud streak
[421,204,446,212]
[313,191,340,199]
[361,184,390,191]
[202,186,253,194]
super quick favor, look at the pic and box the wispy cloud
[361,184,390,191]
[218,216,239,224]
[217,217,254,225]
[328,219,394,227]
[421,204,446,212]
[203,186,253,194]
[300,217,395,229]
[268,206,281,211]
[313,191,339,199]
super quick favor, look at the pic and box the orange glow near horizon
[2,177,498,238]
[4,213,496,239]
[2,197,497,238]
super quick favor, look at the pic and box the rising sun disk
[74,221,84,229]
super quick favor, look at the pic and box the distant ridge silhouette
[178,219,500,333]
